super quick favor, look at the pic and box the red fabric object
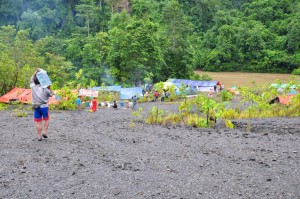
[278,94,295,105]
[90,99,97,112]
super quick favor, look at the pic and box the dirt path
[0,103,299,199]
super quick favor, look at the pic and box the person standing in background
[30,68,53,141]
[112,100,118,109]
[221,84,225,91]
[90,97,97,112]
[132,95,138,110]
[76,96,81,110]
[154,91,159,102]
[161,90,165,102]
[166,90,170,98]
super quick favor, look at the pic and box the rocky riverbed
[0,102,299,199]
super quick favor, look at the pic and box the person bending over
[112,100,118,109]
[30,68,53,141]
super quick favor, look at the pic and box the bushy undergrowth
[221,90,233,101]
[51,87,77,110]
[0,103,8,110]
[140,81,300,129]
[292,68,300,75]
[12,109,28,117]
[145,106,165,124]
[97,91,119,102]
[222,83,300,119]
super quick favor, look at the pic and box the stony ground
[0,102,299,199]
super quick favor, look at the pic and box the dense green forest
[0,0,299,95]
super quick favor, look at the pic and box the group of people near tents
[75,95,138,112]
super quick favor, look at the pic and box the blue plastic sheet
[120,87,143,100]
[167,79,220,87]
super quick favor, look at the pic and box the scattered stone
[248,157,256,161]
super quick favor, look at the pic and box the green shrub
[178,99,193,113]
[146,106,164,124]
[185,114,208,128]
[97,91,119,102]
[0,103,9,110]
[221,90,233,101]
[225,120,234,129]
[223,109,240,119]
[291,68,300,75]
[51,87,76,110]
[132,107,143,119]
[12,109,28,117]
[163,113,182,126]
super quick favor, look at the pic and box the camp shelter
[0,87,59,105]
[0,87,31,103]
[227,86,240,95]
[167,79,221,92]
[120,87,143,100]
[278,94,296,105]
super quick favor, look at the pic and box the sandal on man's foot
[37,137,42,141]
[42,134,48,139]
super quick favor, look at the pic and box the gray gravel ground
[0,102,299,199]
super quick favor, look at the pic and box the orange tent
[278,94,295,105]
[0,87,59,105]
[0,87,31,103]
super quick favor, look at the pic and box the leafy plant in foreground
[132,107,143,120]
[0,103,9,110]
[12,109,28,117]
[146,106,164,124]
[51,87,76,110]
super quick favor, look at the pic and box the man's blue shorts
[34,107,50,122]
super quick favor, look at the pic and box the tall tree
[0,27,43,94]
[80,32,110,85]
[107,10,163,86]
[76,0,101,40]
[0,0,23,26]
[17,0,68,40]
[160,0,195,79]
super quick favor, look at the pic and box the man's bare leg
[43,119,50,138]
[36,122,42,140]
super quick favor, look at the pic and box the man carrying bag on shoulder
[30,68,53,141]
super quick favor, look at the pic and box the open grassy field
[196,71,300,88]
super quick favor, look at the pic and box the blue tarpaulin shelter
[167,79,220,92]
[120,87,143,100]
